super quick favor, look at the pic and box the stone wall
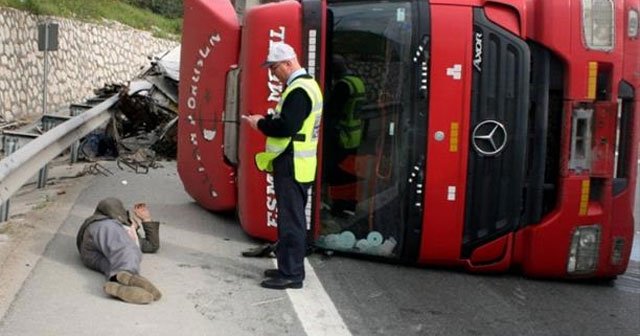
[0,7,178,122]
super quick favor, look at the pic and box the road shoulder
[0,162,94,319]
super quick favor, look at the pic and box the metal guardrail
[0,94,119,221]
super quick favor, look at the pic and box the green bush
[125,0,183,19]
[0,0,183,38]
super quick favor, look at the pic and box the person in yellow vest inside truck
[332,55,365,152]
[242,42,323,290]
[325,55,366,216]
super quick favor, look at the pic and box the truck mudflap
[178,0,239,211]
[237,1,305,240]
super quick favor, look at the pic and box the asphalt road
[0,161,637,336]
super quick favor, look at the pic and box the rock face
[0,7,179,122]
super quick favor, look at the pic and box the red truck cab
[178,0,639,279]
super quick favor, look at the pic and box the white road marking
[275,259,352,336]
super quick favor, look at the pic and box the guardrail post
[37,117,49,189]
[1,137,18,222]
[37,115,71,188]
[36,167,48,189]
[1,131,39,221]
[69,104,92,163]
[0,199,9,222]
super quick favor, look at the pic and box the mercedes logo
[471,120,507,156]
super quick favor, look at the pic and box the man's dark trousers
[273,153,310,283]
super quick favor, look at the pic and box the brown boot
[103,282,153,304]
[116,271,162,301]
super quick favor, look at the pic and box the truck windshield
[318,0,418,258]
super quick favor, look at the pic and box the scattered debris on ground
[79,46,180,172]
[0,46,181,172]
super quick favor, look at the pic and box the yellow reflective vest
[255,77,323,183]
[337,75,365,149]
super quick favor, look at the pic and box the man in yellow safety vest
[243,42,323,290]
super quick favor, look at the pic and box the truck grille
[462,9,530,258]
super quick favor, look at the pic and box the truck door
[316,0,428,262]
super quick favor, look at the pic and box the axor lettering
[473,32,483,72]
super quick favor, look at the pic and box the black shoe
[263,269,281,278]
[260,277,303,290]
[242,243,277,258]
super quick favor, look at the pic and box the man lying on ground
[76,197,161,304]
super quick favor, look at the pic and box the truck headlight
[567,224,601,274]
[582,0,615,51]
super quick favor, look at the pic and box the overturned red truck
[178,0,639,279]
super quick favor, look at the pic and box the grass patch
[0,0,181,39]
